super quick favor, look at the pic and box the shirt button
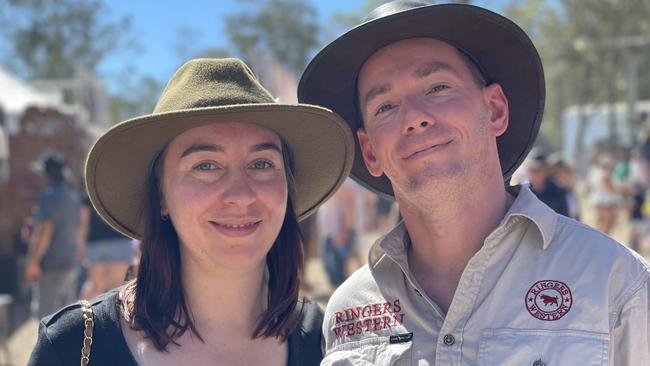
[533,360,545,366]
[443,334,455,346]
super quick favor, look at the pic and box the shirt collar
[502,184,557,250]
[368,184,558,268]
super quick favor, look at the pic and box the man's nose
[400,96,435,135]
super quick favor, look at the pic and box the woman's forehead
[170,122,281,151]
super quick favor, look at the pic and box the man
[25,154,82,318]
[526,153,570,217]
[299,1,649,364]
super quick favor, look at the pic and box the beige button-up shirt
[321,185,649,365]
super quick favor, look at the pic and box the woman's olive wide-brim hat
[86,58,354,239]
[298,1,545,199]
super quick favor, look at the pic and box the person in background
[0,105,9,183]
[24,154,82,318]
[79,194,135,299]
[547,152,581,220]
[527,152,570,217]
[318,178,363,288]
[588,154,622,234]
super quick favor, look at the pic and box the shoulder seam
[42,319,66,365]
[610,266,650,330]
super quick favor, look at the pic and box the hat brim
[298,3,545,199]
[86,104,354,239]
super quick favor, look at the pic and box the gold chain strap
[80,300,94,366]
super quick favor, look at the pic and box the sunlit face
[160,122,288,273]
[356,38,508,199]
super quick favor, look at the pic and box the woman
[28,58,354,365]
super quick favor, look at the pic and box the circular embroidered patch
[525,280,573,321]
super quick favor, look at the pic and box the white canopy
[0,66,62,115]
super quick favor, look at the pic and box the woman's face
[160,122,288,273]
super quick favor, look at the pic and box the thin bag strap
[80,300,94,366]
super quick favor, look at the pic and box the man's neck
[397,175,513,313]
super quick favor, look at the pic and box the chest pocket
[322,336,413,366]
[477,328,609,366]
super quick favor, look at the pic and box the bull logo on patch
[525,280,573,321]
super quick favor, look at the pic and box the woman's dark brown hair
[120,139,303,351]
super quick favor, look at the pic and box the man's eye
[251,160,273,169]
[193,162,216,171]
[375,103,396,116]
[427,84,450,94]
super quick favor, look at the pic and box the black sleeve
[288,300,324,366]
[28,320,65,366]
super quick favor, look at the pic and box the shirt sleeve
[609,272,650,365]
[28,320,65,366]
[35,192,55,222]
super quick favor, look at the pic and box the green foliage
[504,0,650,152]
[224,0,319,76]
[0,0,133,79]
[109,71,161,124]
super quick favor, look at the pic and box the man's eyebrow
[251,142,282,154]
[413,61,459,79]
[180,144,224,158]
[363,84,391,109]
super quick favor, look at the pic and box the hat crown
[153,58,275,114]
[366,0,427,21]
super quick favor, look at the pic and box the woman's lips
[209,220,261,237]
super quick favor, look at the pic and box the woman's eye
[251,160,273,170]
[375,103,396,116]
[427,84,450,94]
[193,162,216,171]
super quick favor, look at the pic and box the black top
[82,196,125,244]
[531,179,569,217]
[28,289,324,365]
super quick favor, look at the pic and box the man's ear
[357,128,384,177]
[484,83,509,137]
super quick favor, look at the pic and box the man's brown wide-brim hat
[86,58,354,239]
[298,1,545,199]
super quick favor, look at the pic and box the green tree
[0,0,133,79]
[224,0,320,76]
[109,70,161,123]
[504,0,650,160]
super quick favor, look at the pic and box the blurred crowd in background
[1,0,650,364]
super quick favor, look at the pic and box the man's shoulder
[555,216,639,254]
[326,265,379,311]
[552,215,649,279]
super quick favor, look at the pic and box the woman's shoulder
[294,297,324,335]
[41,289,119,337]
[287,298,324,366]
[29,289,134,365]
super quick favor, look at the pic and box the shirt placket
[435,223,514,365]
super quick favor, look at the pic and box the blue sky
[99,0,509,92]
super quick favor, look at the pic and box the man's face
[356,38,509,198]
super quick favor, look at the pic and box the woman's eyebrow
[251,142,282,154]
[180,144,224,158]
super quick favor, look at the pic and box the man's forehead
[362,38,458,68]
